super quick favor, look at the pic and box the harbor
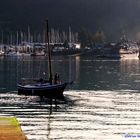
[1,1,140,140]
[0,34,139,59]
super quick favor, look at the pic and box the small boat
[31,51,45,56]
[18,82,68,100]
[0,50,4,56]
[31,43,46,56]
[17,20,72,100]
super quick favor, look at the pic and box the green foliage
[94,30,106,43]
[78,28,106,48]
[78,28,93,48]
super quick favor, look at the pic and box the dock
[0,117,28,140]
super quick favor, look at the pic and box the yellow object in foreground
[0,117,28,140]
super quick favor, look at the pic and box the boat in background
[100,38,139,59]
[0,50,4,56]
[17,20,72,100]
[31,43,46,56]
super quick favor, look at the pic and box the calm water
[0,55,140,91]
[0,56,140,140]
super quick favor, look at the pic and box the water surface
[0,56,140,91]
[0,56,140,140]
[1,90,140,140]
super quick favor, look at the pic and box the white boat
[5,51,22,56]
[119,47,139,59]
[0,50,4,56]
[101,40,139,59]
[31,51,45,56]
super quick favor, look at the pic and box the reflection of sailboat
[17,20,72,100]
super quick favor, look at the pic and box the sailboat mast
[46,19,53,84]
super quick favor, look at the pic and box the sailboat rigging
[17,20,72,100]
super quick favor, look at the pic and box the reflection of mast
[46,115,51,139]
[46,107,52,139]
[75,56,80,82]
[69,57,72,82]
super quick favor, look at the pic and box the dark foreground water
[0,56,140,139]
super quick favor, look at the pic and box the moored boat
[0,50,4,56]
[18,82,68,100]
[100,39,139,59]
[17,20,72,100]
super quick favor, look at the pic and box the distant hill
[0,0,140,41]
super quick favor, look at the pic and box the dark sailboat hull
[17,83,67,100]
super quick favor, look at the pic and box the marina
[1,0,140,140]
[0,34,139,59]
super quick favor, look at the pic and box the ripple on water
[0,90,140,140]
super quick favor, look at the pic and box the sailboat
[17,20,72,100]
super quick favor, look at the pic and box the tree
[94,30,106,43]
[78,28,93,48]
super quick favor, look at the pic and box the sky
[0,0,140,41]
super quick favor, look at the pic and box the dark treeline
[78,28,106,48]
[1,0,140,42]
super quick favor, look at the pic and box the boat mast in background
[46,19,53,85]
[17,19,73,101]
